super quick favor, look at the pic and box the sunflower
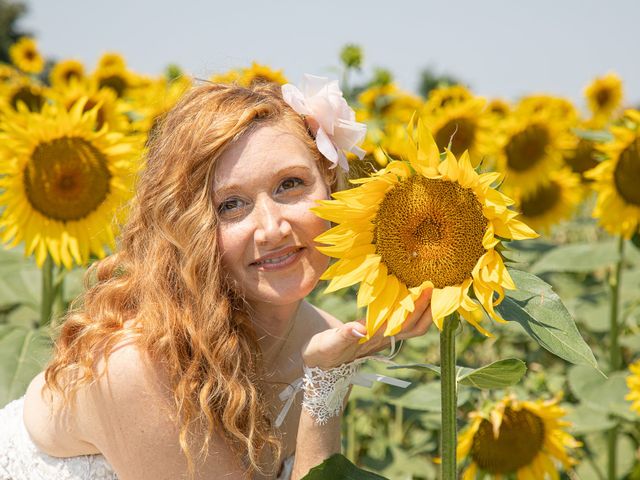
[0,99,143,269]
[9,37,44,74]
[424,84,473,112]
[494,112,573,196]
[47,79,129,132]
[421,97,494,167]
[584,73,623,123]
[0,64,21,84]
[312,120,537,338]
[516,94,579,126]
[486,98,511,119]
[458,395,581,479]
[357,83,422,124]
[96,52,126,71]
[91,63,133,98]
[586,110,640,238]
[627,360,640,415]
[515,169,582,235]
[209,68,242,85]
[0,77,48,113]
[49,59,85,88]
[240,62,287,87]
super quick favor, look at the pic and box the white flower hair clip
[282,74,367,172]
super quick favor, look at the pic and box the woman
[0,77,433,479]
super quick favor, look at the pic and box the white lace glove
[275,337,410,427]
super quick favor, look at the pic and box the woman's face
[214,122,331,307]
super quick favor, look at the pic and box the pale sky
[19,0,640,110]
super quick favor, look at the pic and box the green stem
[440,313,460,480]
[607,236,625,480]
[346,403,356,463]
[40,255,54,327]
[394,405,404,444]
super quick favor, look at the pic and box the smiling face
[214,121,331,308]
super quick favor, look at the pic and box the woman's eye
[277,177,304,192]
[218,198,245,214]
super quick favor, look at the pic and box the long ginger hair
[44,81,336,477]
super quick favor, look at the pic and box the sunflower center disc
[505,124,550,172]
[566,139,597,174]
[11,86,45,112]
[24,136,111,222]
[471,407,545,474]
[519,181,561,218]
[614,138,640,206]
[434,118,476,157]
[99,74,127,97]
[374,176,487,289]
[596,88,611,109]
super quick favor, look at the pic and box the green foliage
[340,44,364,70]
[417,67,464,98]
[303,454,387,479]
[0,0,28,64]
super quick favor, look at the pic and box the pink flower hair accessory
[282,74,367,172]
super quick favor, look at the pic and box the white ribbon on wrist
[274,338,409,428]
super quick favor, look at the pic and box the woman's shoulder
[302,300,345,330]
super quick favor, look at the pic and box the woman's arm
[290,290,434,478]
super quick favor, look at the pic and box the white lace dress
[0,397,294,480]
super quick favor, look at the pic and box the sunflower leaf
[456,358,527,389]
[302,453,388,479]
[572,128,614,143]
[496,269,600,371]
[529,241,620,274]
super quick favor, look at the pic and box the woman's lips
[251,247,305,271]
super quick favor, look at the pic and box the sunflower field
[0,36,639,480]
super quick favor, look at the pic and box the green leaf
[496,270,599,370]
[457,359,527,389]
[572,128,614,143]
[564,403,615,434]
[530,241,620,274]
[387,381,471,412]
[303,454,388,479]
[0,325,53,407]
[389,359,526,389]
[567,365,635,420]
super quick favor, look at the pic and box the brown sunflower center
[23,136,111,221]
[373,176,487,289]
[25,48,36,61]
[565,139,598,174]
[614,138,640,205]
[434,117,477,157]
[519,181,561,218]
[471,407,546,474]
[63,69,82,83]
[595,88,612,109]
[505,124,550,172]
[10,86,45,112]
[99,74,127,97]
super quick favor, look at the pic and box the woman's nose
[253,197,292,245]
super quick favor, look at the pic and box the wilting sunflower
[312,120,537,338]
[514,170,582,235]
[627,360,640,415]
[586,110,640,238]
[495,112,573,196]
[9,37,44,74]
[0,99,143,269]
[49,59,85,88]
[458,395,580,480]
[584,73,623,123]
[421,97,494,167]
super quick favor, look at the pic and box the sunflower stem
[607,236,624,480]
[40,255,55,327]
[440,312,459,480]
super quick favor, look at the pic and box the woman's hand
[301,289,433,369]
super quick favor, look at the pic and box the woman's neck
[250,299,303,367]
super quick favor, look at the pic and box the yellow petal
[365,274,400,337]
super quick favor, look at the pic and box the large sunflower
[627,360,640,415]
[515,169,582,235]
[312,120,537,338]
[0,99,143,269]
[9,37,44,74]
[584,73,623,123]
[457,395,580,479]
[586,110,640,238]
[495,112,573,196]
